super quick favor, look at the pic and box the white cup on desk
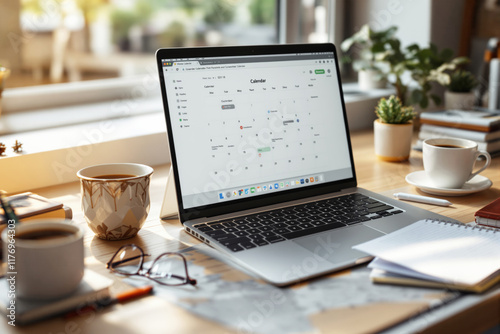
[423,138,491,189]
[1,220,84,300]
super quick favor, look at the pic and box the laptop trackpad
[293,225,384,264]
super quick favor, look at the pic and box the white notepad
[353,219,500,288]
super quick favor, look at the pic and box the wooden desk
[2,130,500,333]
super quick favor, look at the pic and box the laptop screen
[158,45,354,211]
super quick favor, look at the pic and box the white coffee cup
[1,220,84,300]
[77,163,153,241]
[423,138,491,189]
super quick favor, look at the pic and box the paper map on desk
[125,244,461,334]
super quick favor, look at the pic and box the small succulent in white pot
[374,95,416,162]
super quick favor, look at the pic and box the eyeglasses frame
[106,244,197,286]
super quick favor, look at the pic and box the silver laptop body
[156,43,455,286]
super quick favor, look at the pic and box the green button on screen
[315,69,325,74]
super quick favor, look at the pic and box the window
[2,0,345,89]
[0,0,346,135]
[6,0,278,88]
[281,0,343,45]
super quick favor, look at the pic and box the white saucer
[405,171,492,196]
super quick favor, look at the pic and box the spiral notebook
[353,219,500,293]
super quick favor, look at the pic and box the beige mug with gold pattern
[77,163,153,240]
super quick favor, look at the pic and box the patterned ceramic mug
[77,163,154,240]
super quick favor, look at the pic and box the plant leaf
[411,89,423,105]
[406,44,419,52]
[340,38,354,52]
[340,55,352,64]
[430,43,438,55]
[430,94,442,106]
[440,48,454,61]
[375,95,414,124]
[452,56,470,65]
[371,42,385,53]
[419,95,429,109]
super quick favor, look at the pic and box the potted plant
[0,66,10,118]
[343,25,469,108]
[383,41,468,109]
[444,70,477,110]
[374,95,416,162]
[404,44,469,109]
[341,24,397,91]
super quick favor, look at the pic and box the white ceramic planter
[358,69,387,91]
[373,119,413,162]
[444,91,475,110]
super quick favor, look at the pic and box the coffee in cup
[423,138,491,189]
[77,163,153,241]
[1,220,84,300]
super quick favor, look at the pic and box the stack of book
[416,110,500,156]
[475,197,500,229]
[0,192,72,233]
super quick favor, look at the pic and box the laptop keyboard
[190,193,403,252]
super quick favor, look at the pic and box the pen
[393,193,452,207]
[64,285,154,318]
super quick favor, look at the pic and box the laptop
[155,43,455,286]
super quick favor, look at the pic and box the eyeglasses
[106,244,197,286]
